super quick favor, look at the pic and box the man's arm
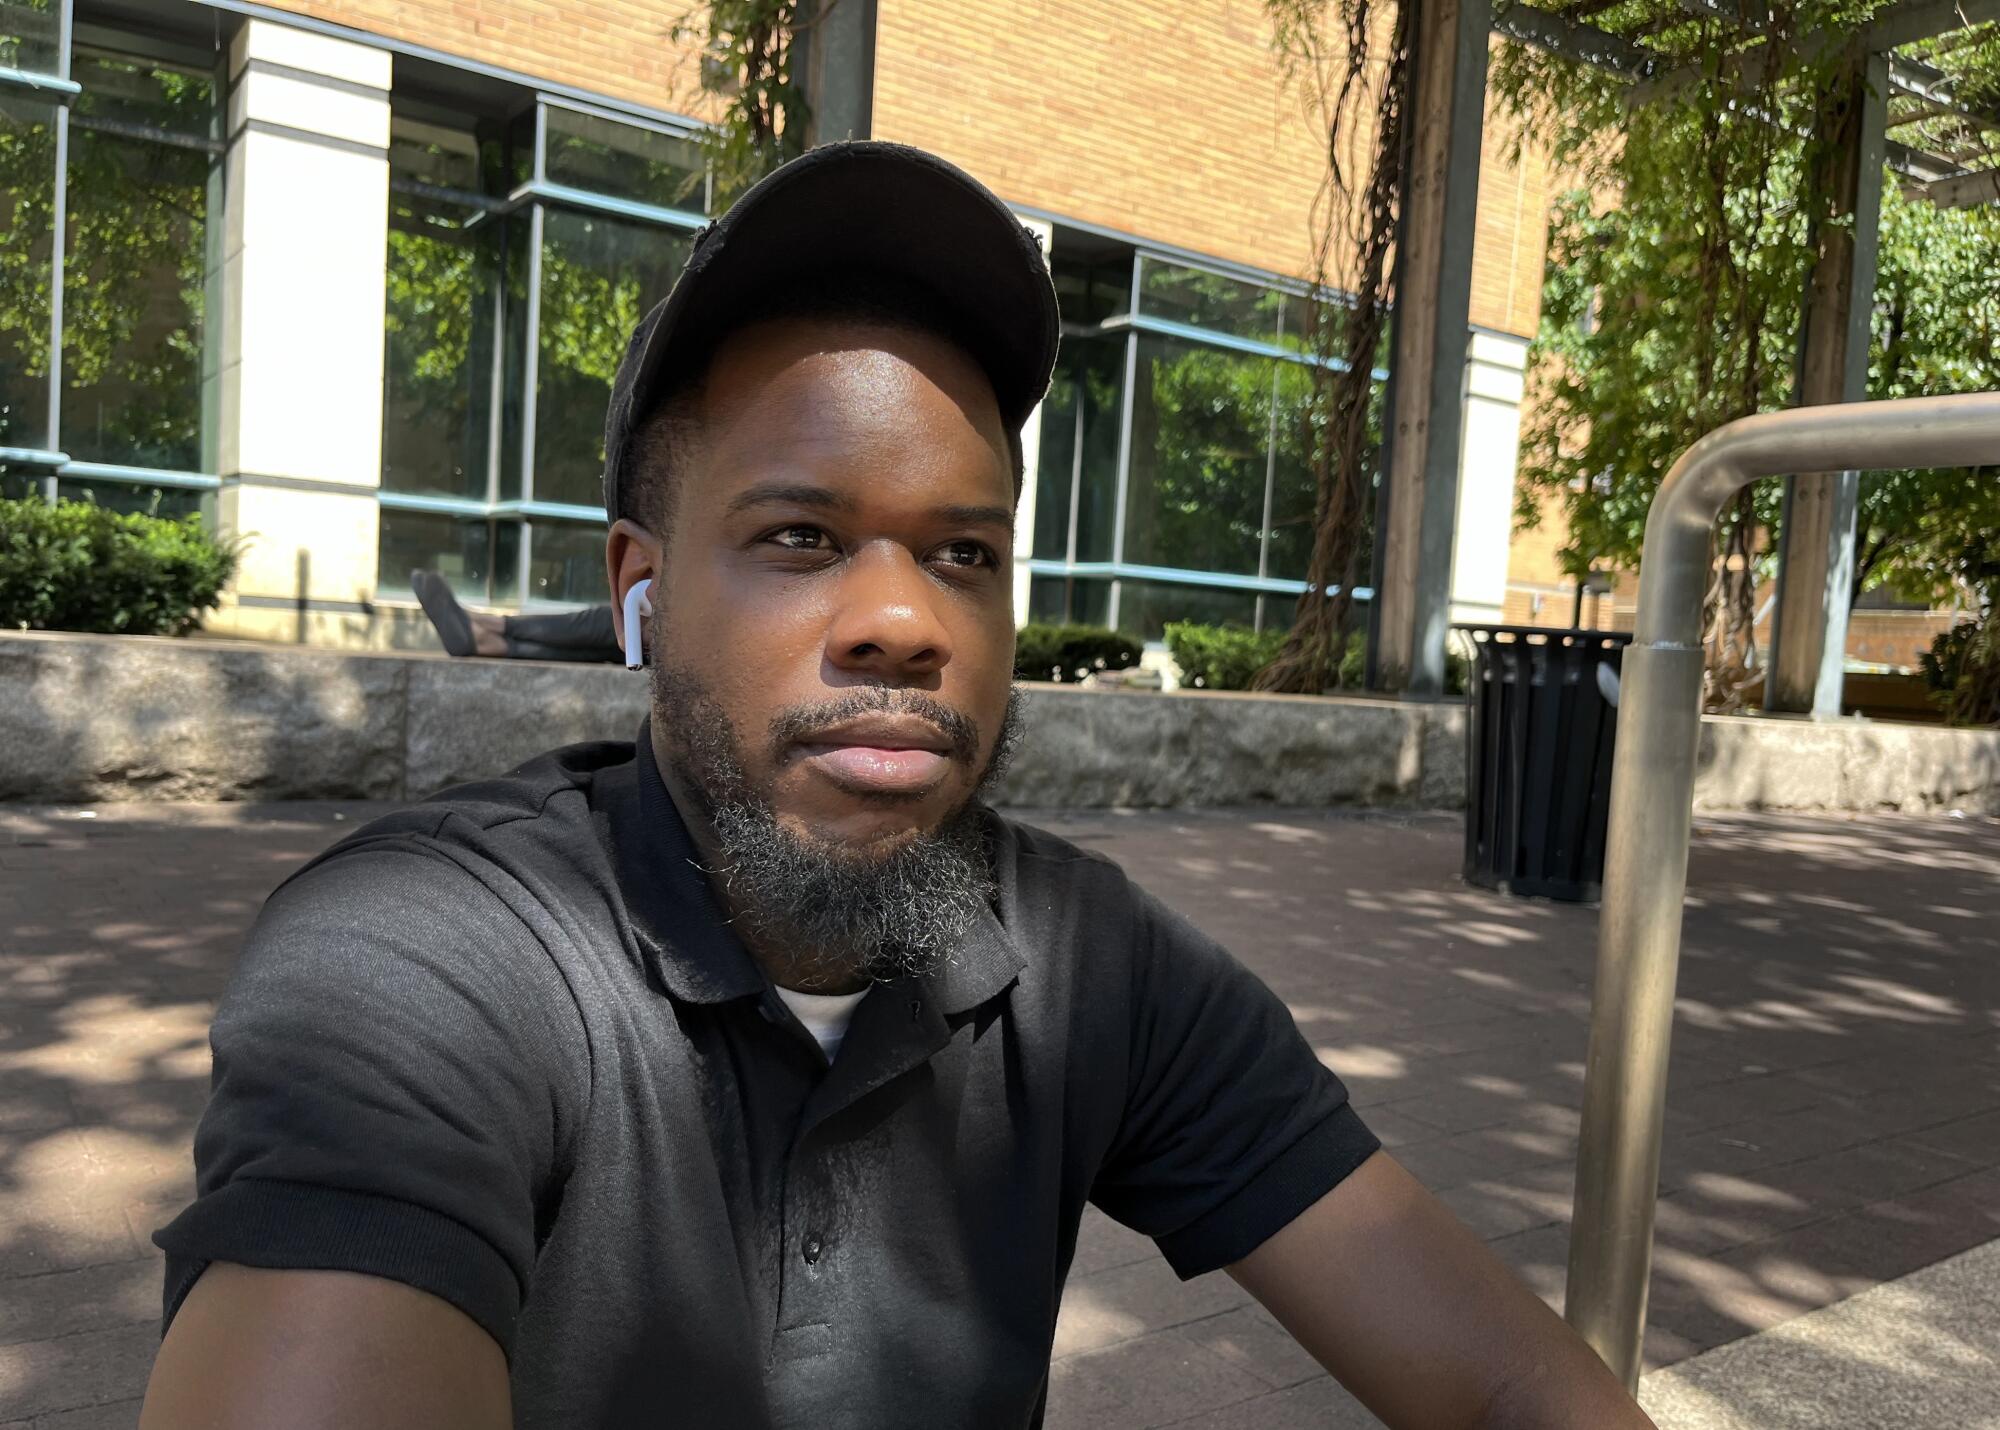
[1230,1152,1655,1429]
[140,1264,510,1430]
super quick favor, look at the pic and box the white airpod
[622,578,653,670]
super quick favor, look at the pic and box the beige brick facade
[283,0,1552,336]
[258,0,716,121]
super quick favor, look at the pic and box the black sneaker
[411,570,476,657]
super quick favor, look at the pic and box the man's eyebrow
[726,486,1014,529]
[938,504,1015,528]
[725,482,861,517]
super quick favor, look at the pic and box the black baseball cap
[601,141,1061,527]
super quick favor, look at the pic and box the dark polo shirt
[156,728,1377,1427]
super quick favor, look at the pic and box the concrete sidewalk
[1640,1238,2000,1428]
[1,802,1996,1427]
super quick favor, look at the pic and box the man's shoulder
[280,739,640,907]
[993,811,1149,919]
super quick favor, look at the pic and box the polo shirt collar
[612,722,1026,1016]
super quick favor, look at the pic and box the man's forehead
[702,313,1004,416]
[691,319,1015,488]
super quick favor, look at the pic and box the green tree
[1494,3,2000,708]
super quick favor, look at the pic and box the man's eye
[768,526,830,551]
[934,540,995,569]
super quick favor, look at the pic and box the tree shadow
[1031,805,2000,1396]
[0,800,376,1422]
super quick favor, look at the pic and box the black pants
[501,605,621,664]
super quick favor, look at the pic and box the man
[141,143,1651,1428]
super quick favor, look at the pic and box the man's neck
[648,724,872,995]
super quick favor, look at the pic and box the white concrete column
[1012,214,1053,626]
[206,19,391,645]
[1447,331,1529,626]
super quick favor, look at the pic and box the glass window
[1115,578,1259,642]
[1030,332,1125,564]
[1136,256,1284,343]
[1267,369,1383,585]
[54,475,203,519]
[0,94,56,454]
[1050,253,1132,327]
[525,518,608,605]
[1121,333,1272,578]
[379,509,493,600]
[491,517,522,604]
[61,50,217,471]
[382,122,502,499]
[531,208,689,508]
[388,115,482,192]
[1027,574,1110,629]
[1264,360,1321,581]
[1029,357,1077,561]
[542,104,705,214]
[0,0,62,76]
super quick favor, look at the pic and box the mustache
[767,687,983,766]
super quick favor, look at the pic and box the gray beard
[649,664,1023,986]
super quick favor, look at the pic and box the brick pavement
[2,802,1996,1427]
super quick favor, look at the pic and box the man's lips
[791,715,957,795]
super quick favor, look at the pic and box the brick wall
[260,0,716,119]
[876,5,1551,335]
[295,0,1553,336]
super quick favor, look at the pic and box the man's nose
[823,542,953,681]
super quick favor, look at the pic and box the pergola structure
[1372,0,1999,705]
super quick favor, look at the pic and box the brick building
[16,0,1899,662]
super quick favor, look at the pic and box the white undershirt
[774,985,869,1062]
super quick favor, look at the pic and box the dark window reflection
[379,509,493,600]
[382,119,501,499]
[1031,332,1123,564]
[1136,257,1284,344]
[532,209,688,508]
[525,518,609,605]
[1,1,63,75]
[543,105,706,214]
[0,95,56,453]
[1027,574,1111,629]
[54,476,204,519]
[1114,578,1260,642]
[1122,334,1271,578]
[61,50,217,471]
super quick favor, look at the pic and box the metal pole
[1565,390,2000,1391]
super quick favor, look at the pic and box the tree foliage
[671,0,809,209]
[1493,3,2000,709]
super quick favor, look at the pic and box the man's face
[645,316,1019,858]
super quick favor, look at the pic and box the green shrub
[1921,618,2000,725]
[1165,620,1465,696]
[1163,621,1287,691]
[0,496,239,637]
[1013,622,1143,684]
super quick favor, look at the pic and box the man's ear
[606,519,661,663]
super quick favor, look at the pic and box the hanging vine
[1253,0,1415,695]
[671,0,811,209]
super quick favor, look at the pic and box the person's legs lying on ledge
[410,570,622,663]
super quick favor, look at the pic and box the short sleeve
[1090,887,1379,1279]
[152,836,589,1357]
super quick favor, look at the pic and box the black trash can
[1457,625,1632,903]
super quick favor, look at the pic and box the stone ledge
[2,630,1994,813]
